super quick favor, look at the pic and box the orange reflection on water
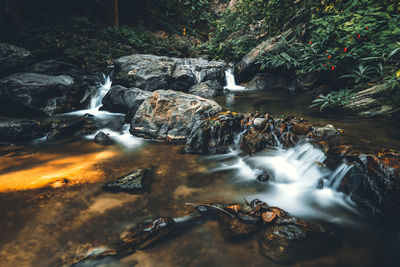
[0,149,117,192]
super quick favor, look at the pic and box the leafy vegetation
[310,89,355,111]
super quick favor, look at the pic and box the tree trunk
[114,0,119,27]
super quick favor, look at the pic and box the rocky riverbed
[0,43,400,267]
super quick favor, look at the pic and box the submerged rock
[102,85,152,121]
[117,217,176,254]
[114,54,226,92]
[0,117,45,142]
[46,118,86,142]
[0,72,84,115]
[94,131,113,145]
[258,222,340,264]
[131,90,222,142]
[103,168,153,194]
[0,43,32,77]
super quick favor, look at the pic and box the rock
[217,214,259,240]
[290,72,323,92]
[185,111,244,154]
[344,84,400,117]
[114,54,226,92]
[46,118,86,142]
[252,118,267,130]
[188,80,224,98]
[0,43,32,77]
[236,30,293,83]
[102,85,152,121]
[241,129,276,154]
[258,222,341,264]
[27,60,78,76]
[291,122,313,135]
[94,131,113,145]
[279,132,299,148]
[117,217,176,254]
[103,168,153,194]
[0,117,45,142]
[338,152,400,224]
[131,90,222,142]
[309,124,340,140]
[0,73,84,116]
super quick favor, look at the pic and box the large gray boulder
[102,85,152,120]
[236,29,292,83]
[0,72,84,115]
[130,90,222,142]
[188,80,224,98]
[114,54,226,92]
[0,43,32,77]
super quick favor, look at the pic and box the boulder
[130,90,222,142]
[114,54,226,92]
[94,131,113,145]
[185,112,244,154]
[258,222,340,264]
[0,117,45,142]
[241,129,276,154]
[0,73,84,115]
[0,43,32,77]
[26,60,78,76]
[46,118,86,142]
[308,124,341,140]
[102,85,152,121]
[103,168,153,194]
[236,30,293,83]
[188,80,224,98]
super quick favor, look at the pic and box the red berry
[357,34,360,38]
[344,48,347,52]
[331,66,335,70]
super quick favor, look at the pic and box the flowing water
[0,72,399,267]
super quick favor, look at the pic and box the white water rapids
[209,141,359,224]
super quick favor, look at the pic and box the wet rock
[309,124,341,140]
[279,132,299,148]
[241,129,275,154]
[0,117,45,142]
[0,43,32,77]
[46,118,86,142]
[94,131,113,145]
[131,90,222,142]
[102,85,152,121]
[291,122,313,135]
[252,118,267,130]
[257,172,271,182]
[0,73,84,115]
[188,80,224,98]
[117,217,176,254]
[114,54,226,92]
[339,152,400,224]
[103,168,153,194]
[185,111,244,154]
[258,222,341,264]
[217,214,259,240]
[236,30,293,83]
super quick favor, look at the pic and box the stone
[236,30,293,83]
[0,43,32,77]
[241,129,275,154]
[258,222,341,264]
[27,60,78,76]
[0,117,45,142]
[131,90,222,142]
[0,73,84,115]
[185,112,244,154]
[102,85,152,121]
[117,217,176,254]
[46,118,86,142]
[103,168,153,194]
[94,131,113,145]
[114,54,226,92]
[188,80,224,98]
[309,124,340,140]
[217,214,259,240]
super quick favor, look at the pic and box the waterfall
[224,68,246,91]
[210,142,358,223]
[89,75,112,110]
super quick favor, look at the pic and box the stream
[0,71,399,267]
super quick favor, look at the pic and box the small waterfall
[89,75,112,110]
[209,142,359,223]
[328,163,353,190]
[224,68,246,91]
